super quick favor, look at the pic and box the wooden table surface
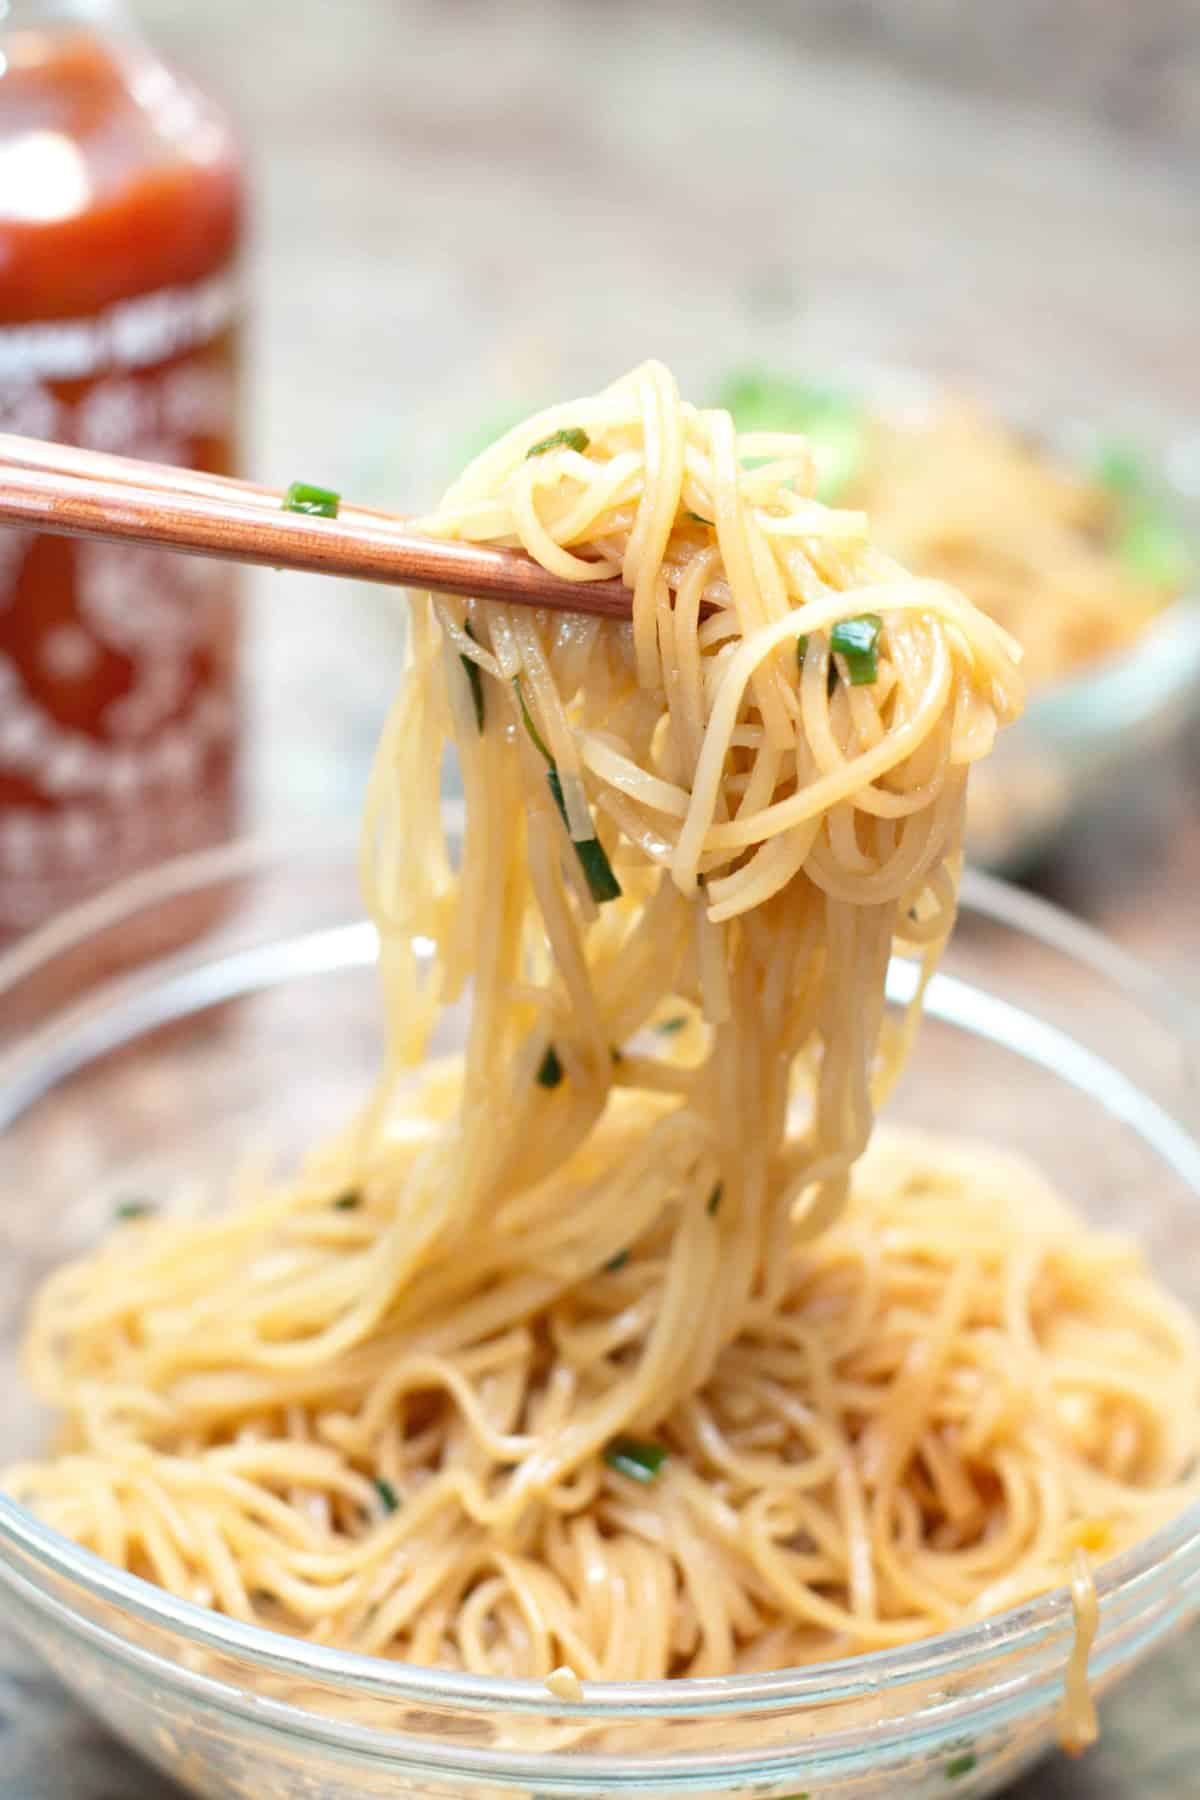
[7,1,1200,1793]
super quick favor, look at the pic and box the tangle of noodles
[8,366,1198,1755]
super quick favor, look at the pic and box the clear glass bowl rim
[0,833,1198,1729]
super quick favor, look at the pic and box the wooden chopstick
[0,434,635,620]
[0,433,391,525]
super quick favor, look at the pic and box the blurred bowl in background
[967,413,1200,872]
[969,568,1200,870]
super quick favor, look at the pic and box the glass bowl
[1,836,1199,1800]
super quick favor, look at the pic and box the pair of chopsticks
[0,434,636,621]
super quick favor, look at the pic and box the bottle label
[0,271,241,935]
[0,270,238,384]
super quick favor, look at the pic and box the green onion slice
[537,1044,564,1088]
[514,680,622,903]
[603,1436,669,1484]
[1092,445,1194,586]
[460,620,485,731]
[604,1248,630,1271]
[1093,442,1147,499]
[656,1015,688,1035]
[513,678,553,764]
[707,1183,723,1216]
[1115,507,1195,588]
[332,1190,361,1211]
[283,480,341,519]
[830,613,883,685]
[526,426,589,459]
[115,1199,155,1221]
[547,770,622,902]
[374,1478,399,1514]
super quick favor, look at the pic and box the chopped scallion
[332,1190,361,1211]
[945,1752,977,1780]
[604,1249,630,1271]
[513,680,621,902]
[656,1015,688,1035]
[537,1044,564,1088]
[796,633,809,668]
[1115,507,1194,588]
[610,1046,624,1064]
[115,1198,155,1221]
[460,620,486,731]
[548,770,622,902]
[707,1183,723,1216]
[830,613,882,685]
[283,480,341,519]
[603,1435,669,1484]
[374,1478,399,1514]
[682,508,712,526]
[526,426,589,459]
[513,677,553,764]
[1092,445,1193,586]
[1093,442,1146,499]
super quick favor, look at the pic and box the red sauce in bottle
[0,20,244,936]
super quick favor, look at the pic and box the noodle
[7,366,1197,1746]
[1063,1549,1100,1756]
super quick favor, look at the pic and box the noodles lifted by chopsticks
[11,365,1197,1733]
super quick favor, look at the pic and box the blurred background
[1,4,1199,1795]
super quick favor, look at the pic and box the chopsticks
[0,434,636,621]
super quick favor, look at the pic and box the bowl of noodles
[715,367,1200,869]
[0,838,1199,1799]
[0,367,1198,1800]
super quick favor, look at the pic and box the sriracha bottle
[0,0,244,936]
